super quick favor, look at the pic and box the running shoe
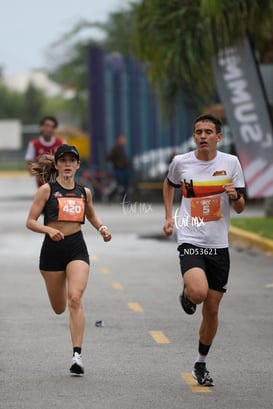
[179,290,196,315]
[192,362,213,386]
[70,352,84,375]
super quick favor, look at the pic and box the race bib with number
[190,195,221,222]
[57,197,85,222]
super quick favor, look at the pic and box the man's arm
[223,183,245,214]
[231,190,245,214]
[163,178,175,236]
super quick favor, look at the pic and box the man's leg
[199,289,223,345]
[192,289,224,385]
[183,267,209,304]
[180,267,208,314]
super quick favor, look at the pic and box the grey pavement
[0,176,272,409]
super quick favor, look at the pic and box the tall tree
[133,0,273,108]
[22,83,46,124]
[0,82,24,119]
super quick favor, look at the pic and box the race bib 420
[57,198,85,222]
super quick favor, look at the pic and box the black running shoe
[192,362,213,386]
[179,290,196,315]
[70,352,84,375]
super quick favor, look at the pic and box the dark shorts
[178,243,230,293]
[39,230,90,271]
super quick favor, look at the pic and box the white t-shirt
[167,150,245,248]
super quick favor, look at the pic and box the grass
[230,217,273,240]
[0,162,26,171]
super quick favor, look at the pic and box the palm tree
[133,0,273,108]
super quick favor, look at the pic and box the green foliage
[200,0,273,51]
[21,83,46,123]
[133,0,273,109]
[0,79,68,124]
[47,9,138,129]
[0,82,24,119]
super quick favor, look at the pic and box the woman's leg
[66,260,90,348]
[40,270,67,314]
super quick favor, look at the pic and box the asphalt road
[0,176,272,409]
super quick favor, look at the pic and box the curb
[229,225,273,256]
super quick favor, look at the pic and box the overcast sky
[0,0,131,76]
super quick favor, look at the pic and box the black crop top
[43,181,87,225]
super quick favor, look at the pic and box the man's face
[193,120,221,153]
[40,119,56,141]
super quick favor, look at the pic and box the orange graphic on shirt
[57,197,85,222]
[190,195,221,222]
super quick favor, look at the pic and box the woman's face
[55,153,80,179]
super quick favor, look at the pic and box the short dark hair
[194,114,222,134]
[39,116,58,128]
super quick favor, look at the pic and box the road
[0,175,272,409]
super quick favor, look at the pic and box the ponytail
[31,154,57,184]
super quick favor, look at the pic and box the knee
[187,288,207,305]
[68,293,82,311]
[54,307,66,315]
[51,304,66,315]
[203,304,219,319]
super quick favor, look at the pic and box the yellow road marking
[149,331,170,344]
[128,302,144,312]
[181,373,212,393]
[0,171,29,178]
[100,267,111,274]
[91,255,97,262]
[112,282,124,290]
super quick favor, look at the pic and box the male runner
[163,114,245,385]
[25,116,65,187]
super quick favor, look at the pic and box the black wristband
[231,194,241,201]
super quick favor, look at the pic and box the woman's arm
[26,184,64,241]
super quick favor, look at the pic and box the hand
[223,183,238,200]
[47,228,65,241]
[100,228,112,242]
[163,217,174,237]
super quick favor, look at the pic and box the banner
[212,37,273,198]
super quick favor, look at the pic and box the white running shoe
[70,352,84,375]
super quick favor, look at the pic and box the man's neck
[194,150,217,161]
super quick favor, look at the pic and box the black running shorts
[39,230,90,271]
[178,243,230,293]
